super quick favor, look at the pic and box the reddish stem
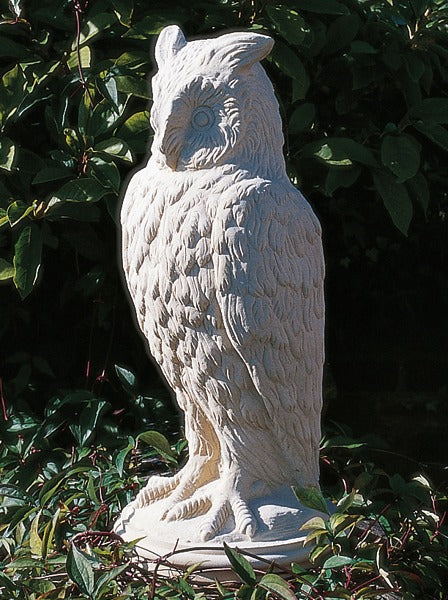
[430,509,446,543]
[0,377,7,421]
[72,1,94,106]
[356,503,391,547]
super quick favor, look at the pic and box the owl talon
[134,473,181,508]
[195,489,257,541]
[232,494,257,538]
[164,493,212,522]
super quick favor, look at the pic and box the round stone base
[114,484,325,580]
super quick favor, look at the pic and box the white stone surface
[117,25,325,572]
[115,485,320,579]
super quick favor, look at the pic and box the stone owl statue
[117,25,325,561]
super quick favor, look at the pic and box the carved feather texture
[121,27,325,525]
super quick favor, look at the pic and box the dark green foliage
[1,0,448,597]
[1,421,447,598]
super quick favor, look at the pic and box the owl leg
[135,404,219,510]
[159,406,220,519]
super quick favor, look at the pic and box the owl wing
[212,179,325,487]
[120,169,145,291]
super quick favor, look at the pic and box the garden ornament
[115,25,326,575]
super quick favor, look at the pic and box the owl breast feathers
[120,26,324,538]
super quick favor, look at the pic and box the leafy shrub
[1,420,447,598]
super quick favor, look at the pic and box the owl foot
[134,473,181,508]
[135,455,218,510]
[198,488,257,542]
[162,477,257,542]
[160,456,218,520]
[163,491,212,522]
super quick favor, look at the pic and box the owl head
[150,26,284,175]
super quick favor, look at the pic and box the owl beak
[161,144,180,171]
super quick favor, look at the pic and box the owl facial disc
[191,106,215,131]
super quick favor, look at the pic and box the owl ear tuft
[210,32,274,71]
[155,25,187,66]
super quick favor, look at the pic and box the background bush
[1,0,448,465]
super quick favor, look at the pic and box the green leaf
[89,155,120,192]
[33,166,73,184]
[223,543,256,585]
[111,0,134,26]
[270,42,309,101]
[407,172,429,216]
[76,13,117,46]
[410,98,448,124]
[118,110,151,137]
[0,258,14,280]
[115,51,149,68]
[29,510,43,558]
[95,138,133,162]
[265,5,308,45]
[39,467,93,508]
[116,437,135,477]
[115,364,138,393]
[41,508,60,559]
[293,486,329,514]
[0,64,26,124]
[323,555,356,569]
[67,46,91,70]
[39,473,67,507]
[45,202,101,222]
[67,543,95,597]
[329,512,359,535]
[295,0,348,14]
[413,121,448,151]
[0,35,30,59]
[137,430,174,457]
[323,14,359,54]
[336,491,357,513]
[259,574,296,600]
[97,75,119,113]
[350,40,377,54]
[312,137,378,167]
[0,207,8,228]
[49,177,109,205]
[95,563,129,598]
[0,484,33,503]
[13,224,42,299]
[115,75,150,99]
[403,52,425,82]
[325,166,362,195]
[0,137,16,171]
[87,99,124,137]
[315,143,352,165]
[69,399,108,447]
[0,570,16,593]
[300,516,326,530]
[7,201,37,227]
[124,10,188,38]
[373,170,413,235]
[289,103,315,133]
[381,135,420,182]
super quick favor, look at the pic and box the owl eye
[191,106,215,131]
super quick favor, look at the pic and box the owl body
[120,26,324,541]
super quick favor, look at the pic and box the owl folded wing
[212,180,325,485]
